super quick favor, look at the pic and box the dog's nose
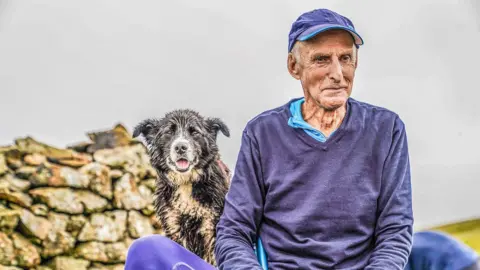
[174,142,188,154]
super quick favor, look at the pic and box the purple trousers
[125,235,216,270]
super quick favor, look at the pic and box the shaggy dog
[133,109,231,266]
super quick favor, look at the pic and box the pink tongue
[176,159,189,169]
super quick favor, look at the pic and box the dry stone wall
[0,124,163,270]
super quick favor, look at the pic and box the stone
[0,174,30,192]
[93,144,149,170]
[0,146,16,154]
[138,184,154,204]
[141,204,155,216]
[76,191,109,213]
[109,170,123,179]
[23,154,47,166]
[127,211,154,238]
[15,166,37,180]
[67,142,93,153]
[30,165,90,188]
[13,207,52,241]
[29,188,108,214]
[42,228,75,258]
[0,232,14,265]
[30,204,49,217]
[66,215,88,238]
[14,137,92,168]
[142,178,156,191]
[0,205,20,233]
[29,188,83,214]
[0,266,23,270]
[124,163,156,180]
[33,267,52,270]
[0,155,9,176]
[0,186,32,208]
[3,150,23,170]
[85,123,132,153]
[49,256,90,270]
[11,232,41,268]
[79,163,112,199]
[78,211,127,243]
[88,263,124,270]
[75,240,128,263]
[41,212,75,258]
[113,173,149,210]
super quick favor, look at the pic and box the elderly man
[124,8,413,270]
[214,8,413,270]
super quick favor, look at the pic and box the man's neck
[301,99,347,137]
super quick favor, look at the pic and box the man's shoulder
[349,98,405,129]
[243,99,294,134]
[350,97,399,118]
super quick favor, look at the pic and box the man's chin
[319,97,347,111]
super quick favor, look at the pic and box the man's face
[288,29,357,111]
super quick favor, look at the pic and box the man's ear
[206,118,230,139]
[133,118,159,143]
[287,52,301,80]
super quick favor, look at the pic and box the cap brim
[297,24,364,46]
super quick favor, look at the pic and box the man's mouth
[175,158,190,172]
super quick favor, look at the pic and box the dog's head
[133,109,230,178]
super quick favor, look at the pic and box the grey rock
[75,240,129,263]
[127,211,154,239]
[113,173,149,210]
[78,211,127,243]
[79,163,112,199]
[0,232,14,265]
[10,232,41,268]
[30,165,89,188]
[48,256,90,270]
[29,188,108,214]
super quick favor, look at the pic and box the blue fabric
[287,8,364,52]
[405,231,479,270]
[125,235,216,270]
[215,97,413,269]
[287,97,333,142]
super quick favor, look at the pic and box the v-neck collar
[282,97,353,150]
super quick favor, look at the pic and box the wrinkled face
[288,29,358,111]
[133,110,230,176]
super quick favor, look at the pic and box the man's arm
[214,129,264,270]
[365,116,414,269]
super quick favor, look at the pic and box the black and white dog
[133,109,231,265]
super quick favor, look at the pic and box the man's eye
[314,56,329,62]
[341,55,352,62]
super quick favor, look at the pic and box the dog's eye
[165,124,176,135]
[189,127,200,136]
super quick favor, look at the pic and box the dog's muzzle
[170,140,195,172]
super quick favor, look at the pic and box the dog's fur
[133,109,231,265]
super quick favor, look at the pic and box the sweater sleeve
[214,130,265,270]
[365,116,414,269]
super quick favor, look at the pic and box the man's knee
[125,235,176,269]
[129,234,175,253]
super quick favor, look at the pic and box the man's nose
[328,58,343,83]
[174,142,189,154]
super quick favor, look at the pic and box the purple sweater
[214,97,414,269]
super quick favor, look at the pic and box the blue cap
[288,9,364,52]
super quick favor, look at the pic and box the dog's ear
[133,118,160,143]
[206,117,230,139]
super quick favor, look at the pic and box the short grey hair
[289,38,358,65]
